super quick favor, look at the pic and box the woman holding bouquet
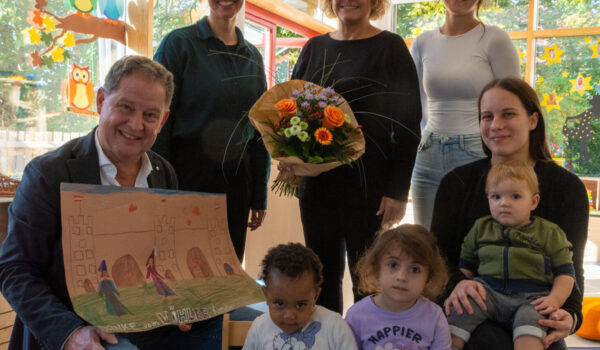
[291,0,421,313]
[153,0,270,262]
[410,0,521,229]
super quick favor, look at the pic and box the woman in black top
[432,77,588,349]
[291,0,421,313]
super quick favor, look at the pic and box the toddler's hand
[443,279,487,316]
[531,295,560,315]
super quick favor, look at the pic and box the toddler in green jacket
[447,160,574,350]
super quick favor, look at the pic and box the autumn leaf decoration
[24,0,127,68]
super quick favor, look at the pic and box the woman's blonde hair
[356,224,448,300]
[321,0,390,20]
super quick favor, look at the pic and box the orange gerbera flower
[314,127,333,145]
[275,99,297,117]
[322,105,345,129]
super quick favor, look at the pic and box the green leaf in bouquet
[281,144,302,158]
[301,142,311,159]
[308,156,324,164]
[321,156,337,162]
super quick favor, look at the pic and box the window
[0,0,103,177]
[0,0,164,178]
[245,3,320,87]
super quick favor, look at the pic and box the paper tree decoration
[24,0,151,68]
[590,38,600,59]
[540,43,564,66]
[570,73,593,96]
[541,90,563,112]
[562,95,599,165]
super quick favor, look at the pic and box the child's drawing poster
[60,183,264,333]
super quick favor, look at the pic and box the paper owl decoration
[99,0,125,22]
[67,63,95,112]
[69,0,97,15]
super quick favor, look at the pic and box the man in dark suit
[0,56,187,350]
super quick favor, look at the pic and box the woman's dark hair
[478,77,552,162]
[260,243,323,288]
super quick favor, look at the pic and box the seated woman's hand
[443,279,487,316]
[538,308,573,349]
[277,162,294,172]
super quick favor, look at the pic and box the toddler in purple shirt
[345,224,452,350]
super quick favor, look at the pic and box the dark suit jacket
[0,129,178,350]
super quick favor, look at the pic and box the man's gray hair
[103,55,174,109]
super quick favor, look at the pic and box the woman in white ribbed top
[410,0,520,229]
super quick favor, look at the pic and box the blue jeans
[411,131,485,229]
[103,306,263,350]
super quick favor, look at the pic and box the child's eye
[512,194,522,199]
[410,266,421,273]
[489,194,500,200]
[295,302,306,309]
[273,301,284,308]
[387,262,398,269]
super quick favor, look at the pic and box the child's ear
[530,193,540,211]
[314,287,322,302]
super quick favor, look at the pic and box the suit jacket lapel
[66,129,101,185]
[147,153,167,189]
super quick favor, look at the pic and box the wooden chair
[0,293,15,350]
[221,312,252,350]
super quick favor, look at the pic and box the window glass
[394,0,527,38]
[514,39,527,78]
[153,0,204,51]
[275,27,302,84]
[537,0,600,30]
[534,35,600,176]
[395,1,444,38]
[245,20,270,68]
[279,0,321,17]
[478,0,528,31]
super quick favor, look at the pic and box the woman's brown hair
[356,224,448,300]
[478,77,552,162]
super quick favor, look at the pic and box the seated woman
[431,77,588,350]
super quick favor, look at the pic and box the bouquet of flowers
[249,80,365,196]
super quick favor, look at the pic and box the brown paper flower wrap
[249,80,365,196]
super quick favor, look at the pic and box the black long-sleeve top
[431,158,589,331]
[291,31,421,202]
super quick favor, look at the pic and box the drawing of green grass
[73,275,264,331]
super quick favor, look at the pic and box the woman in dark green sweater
[153,0,270,261]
